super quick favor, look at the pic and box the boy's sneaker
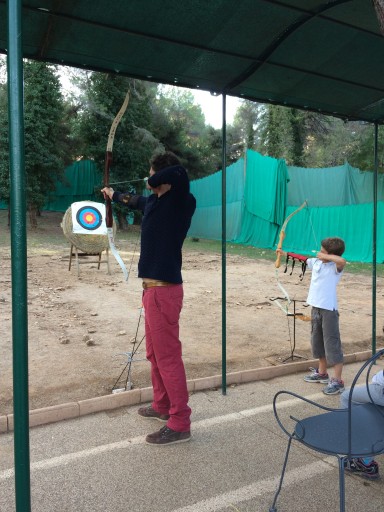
[138,405,170,422]
[304,368,329,383]
[145,426,191,446]
[344,458,380,480]
[323,378,345,395]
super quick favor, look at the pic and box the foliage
[74,73,160,229]
[231,100,264,154]
[152,86,220,178]
[2,56,384,233]
[0,60,67,226]
[259,105,295,162]
[347,122,384,173]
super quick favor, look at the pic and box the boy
[277,237,346,395]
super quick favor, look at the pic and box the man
[102,151,196,445]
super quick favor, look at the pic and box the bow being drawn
[275,201,308,269]
[104,91,130,281]
[273,201,308,317]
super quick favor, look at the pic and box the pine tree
[0,60,67,226]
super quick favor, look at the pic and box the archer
[102,151,196,446]
[276,237,347,395]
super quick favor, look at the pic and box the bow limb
[275,200,307,268]
[104,91,130,282]
[273,200,308,314]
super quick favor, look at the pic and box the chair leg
[338,457,346,512]
[269,437,293,512]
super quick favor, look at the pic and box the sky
[187,89,241,128]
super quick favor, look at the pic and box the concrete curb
[0,349,374,434]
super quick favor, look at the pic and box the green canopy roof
[1,0,384,123]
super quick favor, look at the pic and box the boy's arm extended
[316,252,346,272]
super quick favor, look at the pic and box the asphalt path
[1,362,383,512]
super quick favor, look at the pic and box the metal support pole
[221,94,227,395]
[7,0,31,509]
[372,122,378,355]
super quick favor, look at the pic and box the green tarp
[189,149,383,263]
[45,160,102,212]
[287,162,384,207]
[189,158,245,241]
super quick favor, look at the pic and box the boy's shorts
[311,307,343,366]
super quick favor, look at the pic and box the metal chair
[269,348,384,512]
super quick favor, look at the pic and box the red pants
[142,284,191,432]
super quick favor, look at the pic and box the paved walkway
[1,361,383,512]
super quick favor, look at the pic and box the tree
[75,72,161,229]
[152,86,214,178]
[347,123,384,173]
[259,105,294,162]
[0,60,67,227]
[231,100,263,152]
[259,104,332,167]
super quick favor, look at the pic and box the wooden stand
[68,244,111,277]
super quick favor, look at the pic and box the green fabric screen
[234,150,289,247]
[44,160,102,212]
[188,158,245,240]
[288,162,384,207]
[189,150,383,263]
[280,202,381,263]
[243,150,288,224]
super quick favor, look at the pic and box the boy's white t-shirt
[306,258,343,311]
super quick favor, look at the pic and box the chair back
[346,348,384,456]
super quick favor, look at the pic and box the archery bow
[275,200,308,269]
[104,91,130,281]
[273,201,308,315]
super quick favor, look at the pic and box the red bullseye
[84,213,96,224]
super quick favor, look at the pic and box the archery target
[76,206,102,230]
[71,201,107,235]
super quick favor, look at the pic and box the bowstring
[306,201,319,250]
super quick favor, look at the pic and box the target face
[71,201,107,235]
[76,206,103,231]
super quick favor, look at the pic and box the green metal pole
[372,122,378,356]
[221,94,227,395]
[7,0,31,509]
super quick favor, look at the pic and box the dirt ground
[1,212,383,415]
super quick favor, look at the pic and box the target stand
[61,202,117,278]
[68,244,110,277]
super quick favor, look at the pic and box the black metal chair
[269,348,384,512]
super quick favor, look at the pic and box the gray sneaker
[323,378,345,395]
[304,368,329,383]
